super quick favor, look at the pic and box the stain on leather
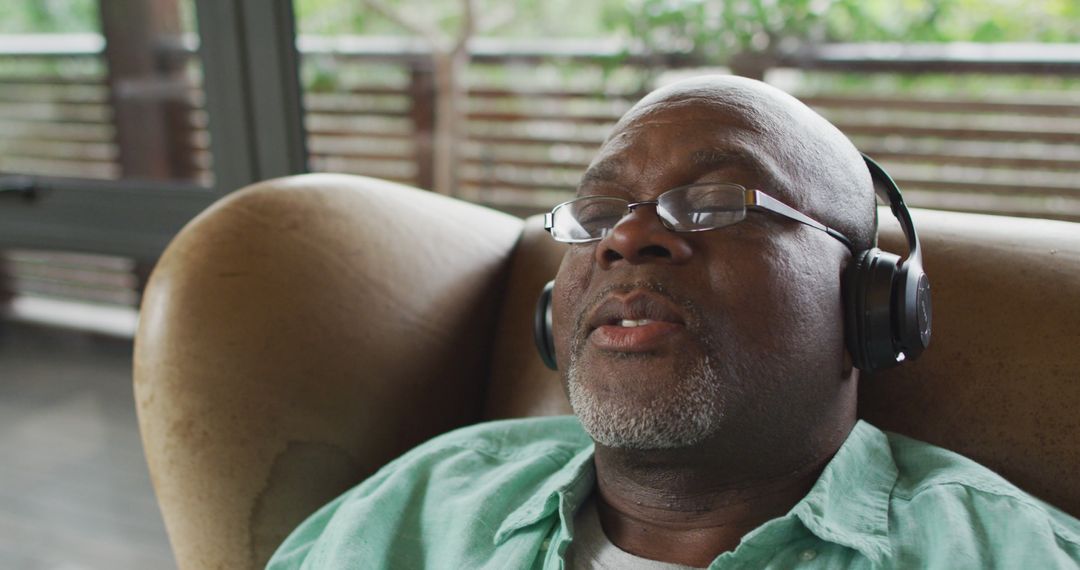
[248,440,364,569]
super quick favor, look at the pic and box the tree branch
[451,0,477,54]
[360,0,443,46]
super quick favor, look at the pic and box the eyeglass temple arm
[747,190,855,253]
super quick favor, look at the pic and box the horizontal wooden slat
[801,94,1080,117]
[862,149,1080,172]
[836,122,1080,144]
[0,107,110,124]
[463,156,590,170]
[0,153,115,167]
[893,176,1078,198]
[468,133,604,147]
[461,177,574,192]
[782,42,1080,75]
[304,116,410,129]
[0,157,118,179]
[304,92,408,104]
[469,87,644,100]
[0,92,108,105]
[0,132,114,145]
[9,279,137,305]
[457,184,571,211]
[309,151,410,162]
[0,76,106,87]
[305,109,410,119]
[306,129,412,140]
[0,140,117,162]
[336,86,408,96]
[3,249,134,271]
[468,110,619,124]
[10,265,136,289]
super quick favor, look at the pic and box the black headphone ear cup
[845,248,903,372]
[533,281,557,370]
[894,262,932,361]
[860,153,932,370]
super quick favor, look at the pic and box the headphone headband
[862,154,922,267]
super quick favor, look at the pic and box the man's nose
[596,205,693,269]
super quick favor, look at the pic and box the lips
[586,291,687,352]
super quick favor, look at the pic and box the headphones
[533,154,932,374]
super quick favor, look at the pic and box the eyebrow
[578,159,623,187]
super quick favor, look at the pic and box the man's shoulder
[883,430,1080,551]
[885,430,1028,500]
[267,416,593,569]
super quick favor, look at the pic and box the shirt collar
[493,420,899,564]
[788,420,898,564]
[495,443,596,544]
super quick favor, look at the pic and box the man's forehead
[578,147,772,193]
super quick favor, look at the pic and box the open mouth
[586,291,687,352]
[616,319,657,328]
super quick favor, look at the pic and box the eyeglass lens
[551,184,748,242]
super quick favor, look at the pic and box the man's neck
[590,424,851,567]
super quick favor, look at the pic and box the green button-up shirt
[267,417,1080,569]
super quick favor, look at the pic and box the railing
[2,35,1078,220]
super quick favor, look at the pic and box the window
[0,0,223,260]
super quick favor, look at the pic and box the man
[267,76,1080,568]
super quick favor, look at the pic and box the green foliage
[599,0,1080,66]
[822,0,1080,43]
[288,0,1080,76]
[600,0,841,64]
[294,0,615,38]
[4,0,1076,52]
[295,0,375,35]
[0,0,98,34]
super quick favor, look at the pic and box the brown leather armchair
[134,174,1080,569]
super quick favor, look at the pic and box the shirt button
[799,548,817,561]
[541,539,551,550]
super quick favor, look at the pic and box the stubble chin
[566,352,724,450]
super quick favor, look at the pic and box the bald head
[602,75,877,250]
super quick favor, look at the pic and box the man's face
[552,94,854,451]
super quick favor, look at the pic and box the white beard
[567,354,724,450]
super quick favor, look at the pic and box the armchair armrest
[134,174,522,569]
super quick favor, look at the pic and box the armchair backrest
[484,207,1080,520]
[135,174,1080,570]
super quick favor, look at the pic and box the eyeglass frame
[543,183,855,253]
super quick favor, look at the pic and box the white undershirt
[565,496,707,570]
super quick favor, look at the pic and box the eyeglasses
[544,183,854,252]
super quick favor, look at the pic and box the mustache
[571,279,704,343]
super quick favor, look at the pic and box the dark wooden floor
[0,322,174,569]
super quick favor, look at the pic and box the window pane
[292,0,652,216]
[0,0,212,186]
[291,0,1080,222]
